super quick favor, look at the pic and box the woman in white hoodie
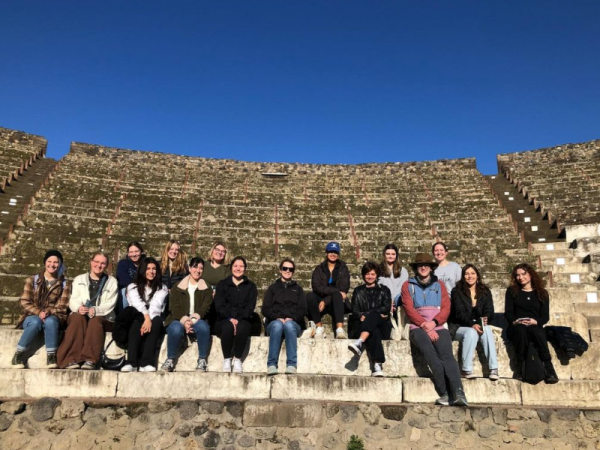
[121,257,168,372]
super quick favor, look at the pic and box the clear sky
[1,1,599,174]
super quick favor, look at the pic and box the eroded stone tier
[497,139,600,230]
[0,127,47,190]
[0,136,530,299]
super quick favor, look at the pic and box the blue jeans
[267,320,301,368]
[17,315,60,353]
[454,325,498,372]
[165,320,210,359]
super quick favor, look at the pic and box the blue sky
[0,1,599,174]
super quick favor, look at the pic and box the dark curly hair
[509,263,548,302]
[361,261,381,280]
[135,257,163,302]
[456,264,490,299]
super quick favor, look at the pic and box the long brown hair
[160,240,188,275]
[207,241,231,265]
[510,263,548,302]
[380,243,402,278]
[456,264,490,299]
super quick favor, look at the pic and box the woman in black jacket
[262,258,307,375]
[214,256,257,374]
[450,264,498,380]
[347,261,392,377]
[505,263,558,383]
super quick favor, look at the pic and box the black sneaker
[161,358,175,372]
[46,353,57,369]
[11,351,25,369]
[451,388,469,407]
[544,360,559,384]
[348,340,363,357]
[435,394,449,406]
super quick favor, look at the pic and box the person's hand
[391,305,396,314]
[278,318,286,324]
[360,315,366,322]
[318,301,325,312]
[78,306,89,315]
[482,317,488,326]
[522,318,537,326]
[427,329,439,342]
[88,307,96,319]
[39,311,48,321]
[283,318,292,323]
[141,318,152,335]
[341,292,347,301]
[421,321,436,332]
[230,318,238,335]
[380,314,388,319]
[184,320,193,333]
[473,324,483,335]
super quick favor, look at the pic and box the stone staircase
[485,173,563,244]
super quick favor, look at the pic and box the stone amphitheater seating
[3,127,600,416]
[0,127,47,191]
[497,139,600,230]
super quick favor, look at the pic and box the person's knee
[283,320,298,335]
[237,320,251,334]
[44,315,60,328]
[168,322,185,338]
[268,320,284,336]
[193,319,210,335]
[463,327,478,342]
[69,313,86,326]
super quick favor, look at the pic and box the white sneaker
[139,365,156,372]
[222,358,232,373]
[120,364,137,372]
[335,328,347,339]
[315,327,325,339]
[302,321,316,339]
[232,358,243,374]
[372,363,385,377]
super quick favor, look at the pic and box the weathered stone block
[243,402,325,428]
[270,374,402,403]
[25,370,118,398]
[522,381,600,407]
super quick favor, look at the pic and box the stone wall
[2,398,600,450]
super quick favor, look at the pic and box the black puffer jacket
[449,286,494,337]
[262,279,307,323]
[311,259,350,297]
[350,284,391,321]
[545,326,589,358]
[214,276,258,321]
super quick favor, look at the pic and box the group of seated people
[10,239,560,407]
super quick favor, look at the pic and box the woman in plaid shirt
[12,250,71,369]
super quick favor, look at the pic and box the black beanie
[43,250,64,264]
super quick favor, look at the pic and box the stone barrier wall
[2,398,600,450]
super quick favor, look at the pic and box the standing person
[449,264,499,380]
[378,243,409,328]
[115,242,145,313]
[159,239,189,290]
[505,263,558,384]
[214,256,257,374]
[201,242,232,291]
[348,261,392,377]
[306,242,351,339]
[11,250,70,369]
[120,257,169,372]
[262,259,307,375]
[402,253,468,406]
[57,251,118,370]
[161,257,212,372]
[432,242,462,295]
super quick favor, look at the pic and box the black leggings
[508,324,552,363]
[127,316,163,367]
[306,291,345,328]
[215,319,252,359]
[357,311,390,363]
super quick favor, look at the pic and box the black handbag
[101,339,126,371]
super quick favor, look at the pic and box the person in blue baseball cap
[305,241,350,339]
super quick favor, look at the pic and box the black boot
[513,360,523,380]
[544,360,559,384]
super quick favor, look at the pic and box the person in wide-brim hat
[409,253,439,271]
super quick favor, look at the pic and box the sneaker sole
[452,399,469,407]
[348,344,362,357]
[371,372,385,377]
[435,399,449,406]
[11,365,25,370]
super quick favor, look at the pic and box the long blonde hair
[160,240,188,275]
[207,241,230,265]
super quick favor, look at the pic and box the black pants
[410,328,463,397]
[127,316,163,367]
[508,324,552,363]
[215,319,252,359]
[357,311,390,363]
[306,291,345,328]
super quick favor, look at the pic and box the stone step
[550,263,591,274]
[584,316,600,330]
[3,369,600,407]
[551,272,599,286]
[531,242,572,252]
[0,328,595,381]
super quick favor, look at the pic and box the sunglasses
[281,266,295,273]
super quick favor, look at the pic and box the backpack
[522,342,546,384]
